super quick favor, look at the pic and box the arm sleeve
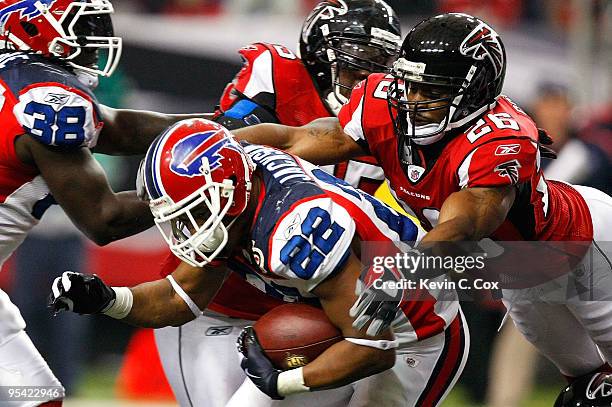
[214,98,279,130]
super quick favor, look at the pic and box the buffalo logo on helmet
[459,21,505,79]
[170,130,230,178]
[0,0,56,26]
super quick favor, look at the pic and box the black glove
[48,271,115,315]
[237,326,283,400]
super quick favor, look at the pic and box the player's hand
[48,271,115,315]
[349,262,409,337]
[237,326,283,400]
[350,280,402,337]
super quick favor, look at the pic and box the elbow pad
[214,99,278,130]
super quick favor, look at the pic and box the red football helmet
[0,0,122,76]
[142,119,254,267]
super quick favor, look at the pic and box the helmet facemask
[50,0,122,77]
[388,58,473,150]
[324,33,399,113]
[151,159,247,268]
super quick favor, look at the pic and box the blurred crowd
[129,0,605,32]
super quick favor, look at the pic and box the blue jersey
[229,145,459,341]
[0,52,102,264]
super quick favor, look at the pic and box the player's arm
[304,251,396,388]
[420,186,515,244]
[94,105,214,155]
[49,261,229,328]
[214,96,280,130]
[239,251,396,399]
[16,135,152,245]
[233,118,365,165]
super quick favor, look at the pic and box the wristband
[277,367,310,397]
[103,287,133,319]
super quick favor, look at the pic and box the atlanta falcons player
[233,12,612,382]
[153,1,402,405]
[0,1,209,405]
[50,118,468,406]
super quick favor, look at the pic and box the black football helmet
[388,13,506,152]
[555,373,612,407]
[299,0,401,114]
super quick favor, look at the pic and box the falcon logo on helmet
[586,373,612,400]
[460,22,505,79]
[170,130,228,177]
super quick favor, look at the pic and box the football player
[153,1,403,405]
[232,12,612,382]
[0,1,210,405]
[50,118,468,407]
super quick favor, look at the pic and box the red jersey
[219,42,384,194]
[338,73,593,242]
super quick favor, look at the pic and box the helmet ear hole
[20,22,39,37]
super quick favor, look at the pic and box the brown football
[253,303,343,370]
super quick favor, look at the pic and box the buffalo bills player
[0,1,209,405]
[50,118,468,406]
[153,1,402,405]
[233,12,612,383]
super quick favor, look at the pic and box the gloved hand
[48,271,115,315]
[237,326,283,400]
[349,266,405,337]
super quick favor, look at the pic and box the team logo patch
[0,0,55,26]
[494,159,522,184]
[459,22,504,78]
[407,165,425,182]
[205,326,233,336]
[170,130,227,177]
[494,144,521,156]
[586,373,612,400]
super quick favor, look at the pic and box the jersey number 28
[280,207,345,279]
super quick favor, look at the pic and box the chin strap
[325,92,344,116]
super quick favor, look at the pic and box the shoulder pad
[267,197,355,291]
[238,42,299,63]
[13,83,102,148]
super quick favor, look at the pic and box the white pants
[503,185,612,377]
[156,310,469,407]
[0,330,63,407]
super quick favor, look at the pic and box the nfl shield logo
[407,165,425,182]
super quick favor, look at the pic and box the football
[253,303,343,370]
